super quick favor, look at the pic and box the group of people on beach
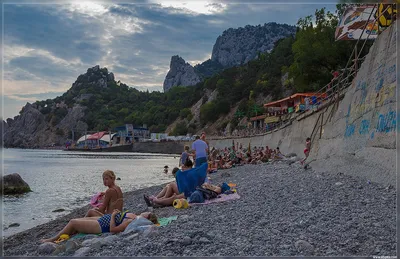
[41,132,311,243]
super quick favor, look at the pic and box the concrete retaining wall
[132,141,190,154]
[209,24,397,186]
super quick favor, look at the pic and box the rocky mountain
[163,55,202,92]
[211,22,296,67]
[3,65,114,148]
[163,22,296,92]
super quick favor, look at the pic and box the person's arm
[110,210,133,233]
[96,189,113,213]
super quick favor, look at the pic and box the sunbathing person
[86,170,123,217]
[41,210,158,243]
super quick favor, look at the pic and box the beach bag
[196,186,219,200]
[188,190,205,203]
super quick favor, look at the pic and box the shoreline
[4,162,396,257]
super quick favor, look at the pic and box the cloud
[3,2,336,119]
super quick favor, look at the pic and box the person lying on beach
[85,170,123,217]
[41,210,158,243]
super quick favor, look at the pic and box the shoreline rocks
[1,173,31,195]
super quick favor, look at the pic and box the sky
[2,1,337,120]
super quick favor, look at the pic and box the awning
[87,131,107,140]
[264,93,327,107]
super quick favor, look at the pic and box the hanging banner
[335,5,378,41]
[375,3,397,27]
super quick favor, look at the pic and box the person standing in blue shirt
[191,135,208,167]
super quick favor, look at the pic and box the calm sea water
[3,149,179,237]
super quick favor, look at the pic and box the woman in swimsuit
[41,210,158,243]
[86,170,124,217]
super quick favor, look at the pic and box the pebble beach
[3,161,396,257]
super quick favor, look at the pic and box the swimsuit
[97,211,127,233]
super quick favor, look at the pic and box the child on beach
[163,166,169,174]
[85,170,123,218]
[301,137,311,165]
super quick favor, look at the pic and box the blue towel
[176,163,207,198]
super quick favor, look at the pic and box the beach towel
[176,162,208,197]
[190,192,240,206]
[157,216,178,227]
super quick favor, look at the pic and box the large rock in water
[1,173,31,195]
[163,55,201,92]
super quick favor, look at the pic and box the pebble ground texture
[3,162,396,257]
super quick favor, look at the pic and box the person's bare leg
[160,184,175,199]
[169,182,179,195]
[85,209,104,217]
[153,194,179,206]
[41,219,101,243]
[155,185,169,198]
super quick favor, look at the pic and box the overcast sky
[2,1,337,120]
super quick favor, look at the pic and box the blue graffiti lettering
[359,120,370,135]
[377,111,396,133]
[375,78,384,92]
[345,124,355,138]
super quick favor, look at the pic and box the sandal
[143,194,152,207]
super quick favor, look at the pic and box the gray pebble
[74,247,91,257]
[38,242,57,255]
[65,240,80,253]
[295,240,314,254]
[182,236,192,245]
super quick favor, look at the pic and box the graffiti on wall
[344,58,396,139]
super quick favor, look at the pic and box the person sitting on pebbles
[85,170,123,217]
[40,210,158,243]
[144,160,194,207]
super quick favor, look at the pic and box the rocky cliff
[211,23,296,67]
[163,55,202,92]
[3,65,115,148]
[163,22,296,91]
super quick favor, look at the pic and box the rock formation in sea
[1,173,32,194]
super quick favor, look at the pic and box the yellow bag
[173,198,189,209]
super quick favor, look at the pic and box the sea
[3,148,179,237]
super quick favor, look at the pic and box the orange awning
[264,92,326,107]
